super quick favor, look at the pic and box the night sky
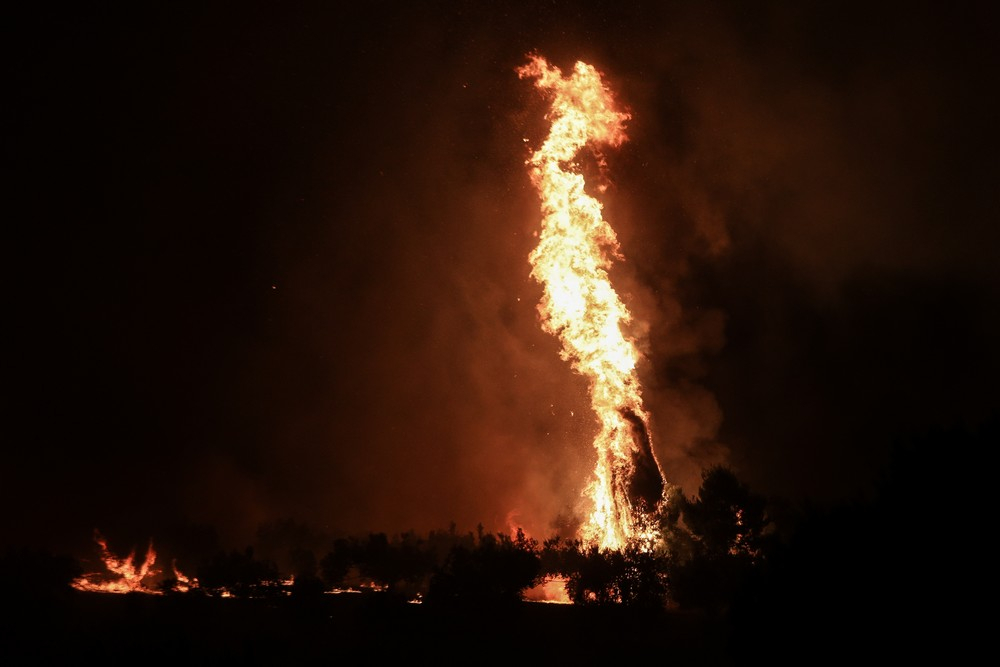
[7,2,998,557]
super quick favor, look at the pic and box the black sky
[7,1,999,557]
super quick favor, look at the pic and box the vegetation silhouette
[662,465,772,614]
[558,541,669,608]
[726,420,995,662]
[8,421,993,662]
[196,546,281,598]
[425,527,541,608]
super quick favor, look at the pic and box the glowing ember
[518,55,669,550]
[72,530,161,594]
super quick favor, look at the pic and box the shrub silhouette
[196,546,280,598]
[663,465,771,613]
[426,529,540,607]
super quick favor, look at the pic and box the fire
[524,576,572,604]
[72,530,162,594]
[518,55,668,550]
[171,559,198,593]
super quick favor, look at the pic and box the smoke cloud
[7,2,997,554]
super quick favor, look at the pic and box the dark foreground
[6,592,733,664]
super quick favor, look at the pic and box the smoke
[593,1,1000,501]
[7,2,997,553]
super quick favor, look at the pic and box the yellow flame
[72,531,161,594]
[518,55,666,550]
[523,576,572,604]
[172,559,198,593]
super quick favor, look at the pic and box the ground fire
[70,529,202,595]
[71,530,163,594]
[518,55,669,550]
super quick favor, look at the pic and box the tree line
[4,420,989,629]
[0,464,773,612]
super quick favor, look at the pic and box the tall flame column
[519,56,667,550]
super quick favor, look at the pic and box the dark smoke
[622,409,666,511]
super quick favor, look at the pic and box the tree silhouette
[727,422,999,662]
[286,546,325,609]
[425,529,540,607]
[319,537,355,589]
[564,544,621,605]
[351,532,435,600]
[683,465,769,560]
[196,546,280,598]
[663,465,771,612]
[616,542,669,609]
[559,540,668,607]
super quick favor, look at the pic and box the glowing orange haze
[518,55,669,550]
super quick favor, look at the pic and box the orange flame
[171,559,198,593]
[518,55,668,550]
[72,530,162,594]
[524,576,572,604]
